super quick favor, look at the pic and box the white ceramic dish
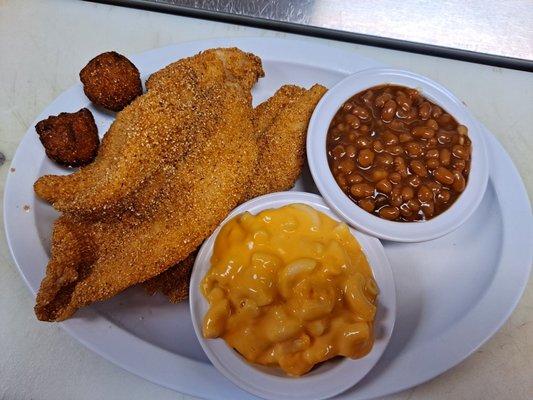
[3,38,532,400]
[307,68,489,242]
[189,192,396,400]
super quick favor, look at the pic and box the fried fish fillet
[34,48,263,217]
[34,49,263,321]
[144,83,327,302]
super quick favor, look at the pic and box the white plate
[3,37,533,400]
[189,192,396,400]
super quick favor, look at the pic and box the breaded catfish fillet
[34,48,263,217]
[34,50,263,321]
[144,83,327,302]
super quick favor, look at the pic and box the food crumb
[10,167,15,172]
[23,204,31,212]
[0,152,5,166]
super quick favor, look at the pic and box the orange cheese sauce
[201,203,379,376]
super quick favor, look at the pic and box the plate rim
[3,36,532,400]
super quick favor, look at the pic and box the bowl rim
[306,67,489,242]
[189,191,396,400]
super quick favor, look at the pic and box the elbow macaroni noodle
[201,204,379,376]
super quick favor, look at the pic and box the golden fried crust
[34,48,264,218]
[34,50,262,321]
[143,84,327,302]
[143,253,196,303]
[80,51,142,112]
[35,108,99,167]
[245,84,327,200]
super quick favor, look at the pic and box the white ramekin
[189,192,396,400]
[307,68,489,242]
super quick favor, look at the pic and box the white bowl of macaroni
[189,191,396,400]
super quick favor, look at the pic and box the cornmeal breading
[34,48,263,321]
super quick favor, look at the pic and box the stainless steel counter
[95,0,533,70]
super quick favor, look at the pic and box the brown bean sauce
[326,84,472,222]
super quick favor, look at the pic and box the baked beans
[326,84,472,222]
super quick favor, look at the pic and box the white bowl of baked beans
[307,68,489,242]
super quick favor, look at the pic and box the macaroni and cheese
[201,203,379,376]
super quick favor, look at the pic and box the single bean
[437,131,452,145]
[362,90,374,107]
[452,159,466,172]
[347,173,363,185]
[389,172,402,184]
[418,101,431,120]
[427,158,440,169]
[457,125,468,135]
[374,93,392,108]
[394,156,406,167]
[437,190,451,203]
[390,119,407,132]
[439,148,451,166]
[426,118,439,130]
[426,149,439,159]
[348,132,357,142]
[401,186,414,201]
[409,160,429,177]
[336,122,347,132]
[452,171,466,192]
[427,180,442,193]
[438,114,454,128]
[336,173,347,189]
[356,136,372,148]
[376,153,394,166]
[458,136,466,145]
[345,144,357,158]
[405,141,424,157]
[434,166,454,185]
[342,102,353,112]
[350,183,374,198]
[412,126,435,139]
[372,140,384,153]
[426,137,438,149]
[353,105,371,120]
[417,185,433,203]
[359,124,370,134]
[391,187,403,206]
[395,89,408,98]
[358,197,375,213]
[371,168,388,182]
[338,158,355,173]
[399,133,414,143]
[385,144,403,155]
[397,95,412,112]
[408,175,422,188]
[344,113,361,129]
[421,201,435,218]
[407,198,421,211]
[400,203,413,218]
[329,129,341,142]
[330,145,345,159]
[452,144,468,160]
[381,100,398,122]
[382,131,399,146]
[358,149,375,168]
[431,105,443,119]
[376,179,392,193]
[379,206,400,220]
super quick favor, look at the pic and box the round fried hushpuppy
[36,108,99,167]
[80,51,142,111]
